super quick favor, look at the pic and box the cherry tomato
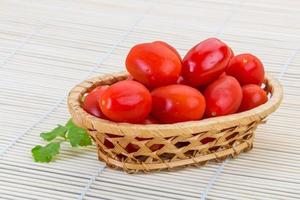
[151,84,206,123]
[149,144,164,151]
[141,116,159,124]
[201,137,216,144]
[126,41,182,88]
[126,75,134,80]
[219,72,227,78]
[100,80,152,123]
[204,75,242,117]
[182,38,232,86]
[125,143,140,153]
[82,86,108,118]
[176,76,188,84]
[226,53,265,86]
[230,48,234,59]
[153,41,182,62]
[198,85,207,93]
[104,139,114,149]
[239,84,268,112]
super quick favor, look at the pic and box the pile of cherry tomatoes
[83,38,267,124]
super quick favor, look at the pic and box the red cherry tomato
[230,48,234,59]
[125,143,140,153]
[239,84,268,112]
[182,38,232,86]
[149,144,164,151]
[153,41,182,62]
[141,116,159,124]
[176,76,188,84]
[82,86,108,118]
[219,72,226,78]
[100,80,152,123]
[226,53,265,86]
[104,139,114,149]
[198,85,207,93]
[204,75,242,117]
[151,85,206,123]
[126,75,134,80]
[126,41,182,88]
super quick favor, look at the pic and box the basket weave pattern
[68,72,283,173]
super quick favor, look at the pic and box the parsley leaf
[65,119,92,147]
[32,118,92,163]
[68,126,92,147]
[65,118,75,129]
[40,125,67,141]
[31,142,61,162]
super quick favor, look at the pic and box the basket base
[97,138,254,173]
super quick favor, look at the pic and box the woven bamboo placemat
[0,0,299,199]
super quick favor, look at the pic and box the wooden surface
[0,0,299,199]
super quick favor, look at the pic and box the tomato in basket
[230,48,234,59]
[126,41,182,88]
[141,116,159,124]
[176,76,188,84]
[152,41,182,62]
[82,85,108,118]
[151,84,206,123]
[182,38,232,87]
[204,75,242,117]
[100,80,152,123]
[239,84,268,112]
[226,53,265,86]
[85,39,266,124]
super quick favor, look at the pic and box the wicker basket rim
[68,72,283,135]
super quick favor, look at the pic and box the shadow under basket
[68,72,283,173]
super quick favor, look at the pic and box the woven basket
[68,72,283,173]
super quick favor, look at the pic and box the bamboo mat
[0,0,300,199]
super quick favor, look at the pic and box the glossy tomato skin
[182,38,232,86]
[141,116,159,124]
[204,75,242,117]
[239,84,268,112]
[126,41,182,88]
[82,86,108,118]
[126,75,134,80]
[219,72,227,78]
[152,41,182,62]
[100,80,152,123]
[176,76,188,84]
[151,85,206,124]
[230,48,234,59]
[226,53,265,86]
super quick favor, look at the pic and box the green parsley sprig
[31,119,92,162]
